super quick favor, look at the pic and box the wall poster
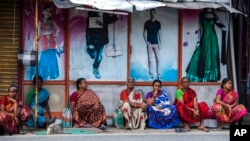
[69,9,128,81]
[182,9,229,82]
[130,8,179,82]
[24,2,66,80]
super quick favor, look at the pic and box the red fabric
[0,112,19,135]
[0,96,22,107]
[174,88,210,123]
[40,21,56,50]
[120,89,129,101]
[133,93,141,100]
[70,92,78,102]
[0,96,31,135]
[0,96,8,107]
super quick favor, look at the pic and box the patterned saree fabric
[0,96,32,135]
[211,89,247,123]
[120,89,147,129]
[146,90,179,129]
[26,88,50,128]
[174,88,210,123]
[71,89,106,128]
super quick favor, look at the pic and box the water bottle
[116,109,124,128]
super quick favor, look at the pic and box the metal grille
[0,0,20,97]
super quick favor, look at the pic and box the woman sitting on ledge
[174,77,210,132]
[146,79,179,129]
[26,75,56,128]
[0,85,32,135]
[211,78,247,130]
[119,77,147,130]
[70,78,107,130]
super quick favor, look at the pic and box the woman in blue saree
[146,79,179,129]
[26,75,55,128]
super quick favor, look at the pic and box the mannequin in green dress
[186,8,225,82]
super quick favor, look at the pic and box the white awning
[128,1,166,11]
[69,0,134,12]
[52,0,244,15]
[52,0,80,9]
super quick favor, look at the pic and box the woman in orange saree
[211,78,247,130]
[174,77,210,132]
[70,78,107,130]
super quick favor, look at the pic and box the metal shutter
[0,0,20,97]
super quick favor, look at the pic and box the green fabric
[32,129,96,135]
[32,131,47,135]
[65,129,96,134]
[175,89,184,101]
[26,89,35,104]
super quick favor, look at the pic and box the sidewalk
[2,126,230,141]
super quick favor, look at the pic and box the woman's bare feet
[198,126,209,132]
[183,122,191,131]
[216,121,222,131]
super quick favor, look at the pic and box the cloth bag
[62,107,73,128]
[17,51,36,66]
[105,44,122,57]
[105,21,122,57]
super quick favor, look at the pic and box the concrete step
[2,126,229,141]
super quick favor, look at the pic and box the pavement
[1,126,230,141]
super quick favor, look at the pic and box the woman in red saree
[174,77,210,132]
[70,78,107,130]
[0,85,32,135]
[211,78,247,130]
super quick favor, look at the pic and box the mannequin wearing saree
[70,78,107,130]
[120,77,147,130]
[174,77,210,132]
[146,79,179,129]
[186,8,224,82]
[26,76,56,128]
[211,78,247,130]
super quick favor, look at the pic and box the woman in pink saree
[211,78,247,130]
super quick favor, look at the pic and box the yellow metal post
[34,0,39,129]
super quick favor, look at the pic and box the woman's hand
[153,90,158,98]
[227,104,232,117]
[94,102,99,108]
[7,97,17,104]
[193,109,200,119]
[141,103,148,110]
[157,106,162,110]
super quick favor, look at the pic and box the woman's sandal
[183,126,191,131]
[85,124,93,128]
[198,126,209,132]
[216,127,222,131]
[175,128,186,133]
[99,124,107,130]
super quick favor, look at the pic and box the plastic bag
[62,108,72,128]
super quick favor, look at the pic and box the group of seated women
[1,76,247,135]
[1,75,59,135]
[118,77,248,132]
